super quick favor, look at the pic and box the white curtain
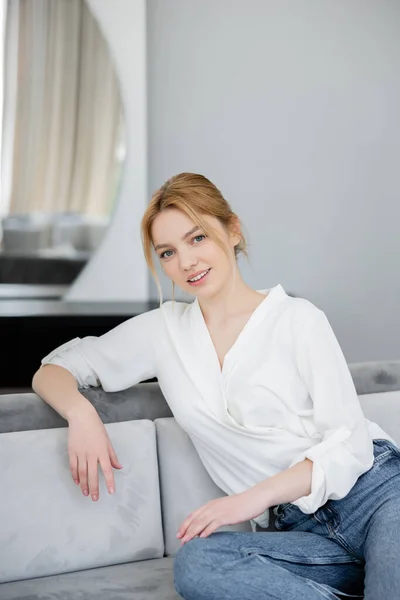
[1,0,123,217]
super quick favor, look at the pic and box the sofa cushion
[359,390,400,446]
[155,417,252,557]
[0,420,164,584]
[0,556,179,600]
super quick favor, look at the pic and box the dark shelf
[0,299,159,387]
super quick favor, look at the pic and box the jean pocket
[373,439,400,463]
[274,503,312,531]
[312,503,341,531]
[274,502,291,516]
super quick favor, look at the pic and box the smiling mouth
[187,268,211,283]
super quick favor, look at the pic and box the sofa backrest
[0,383,172,435]
[1,359,400,435]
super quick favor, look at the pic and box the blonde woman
[33,173,400,600]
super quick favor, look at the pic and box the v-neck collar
[160,283,287,424]
[191,283,286,375]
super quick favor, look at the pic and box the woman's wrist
[65,395,96,423]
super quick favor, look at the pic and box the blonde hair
[140,173,248,304]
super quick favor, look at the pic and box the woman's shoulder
[286,294,322,316]
[268,292,328,353]
[161,298,195,316]
[278,289,325,328]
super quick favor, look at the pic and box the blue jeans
[174,439,400,600]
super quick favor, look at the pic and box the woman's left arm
[177,309,374,544]
[245,308,375,512]
[177,459,314,545]
[285,308,374,514]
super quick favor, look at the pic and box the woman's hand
[176,488,269,546]
[67,405,123,501]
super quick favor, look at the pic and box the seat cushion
[0,420,164,583]
[155,417,252,557]
[0,556,179,600]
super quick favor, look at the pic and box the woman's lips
[187,268,211,286]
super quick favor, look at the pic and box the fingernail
[74,479,79,485]
[83,490,89,496]
[109,487,114,494]
[92,495,98,502]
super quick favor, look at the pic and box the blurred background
[0,0,399,388]
[0,0,125,289]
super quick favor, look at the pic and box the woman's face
[151,208,239,298]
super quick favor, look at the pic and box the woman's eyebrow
[154,226,201,251]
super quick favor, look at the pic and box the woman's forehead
[152,210,219,243]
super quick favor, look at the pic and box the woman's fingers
[99,456,116,495]
[80,453,118,500]
[78,456,89,496]
[69,453,79,484]
[71,447,121,500]
[88,457,99,501]
[108,441,123,470]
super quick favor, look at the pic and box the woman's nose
[179,251,198,271]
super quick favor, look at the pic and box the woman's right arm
[31,308,161,501]
[32,363,95,421]
[32,363,123,501]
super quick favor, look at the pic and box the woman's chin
[184,285,210,298]
[188,284,221,301]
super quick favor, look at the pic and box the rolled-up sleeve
[40,308,160,391]
[290,309,374,514]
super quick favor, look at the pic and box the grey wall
[147,0,400,362]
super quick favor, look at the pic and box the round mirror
[0,0,125,298]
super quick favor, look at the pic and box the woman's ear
[229,215,242,246]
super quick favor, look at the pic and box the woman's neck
[198,277,267,326]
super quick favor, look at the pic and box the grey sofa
[0,360,400,600]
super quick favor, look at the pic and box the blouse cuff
[288,427,352,514]
[40,337,98,389]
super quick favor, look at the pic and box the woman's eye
[160,250,174,259]
[193,235,206,243]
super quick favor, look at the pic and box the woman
[32,173,400,600]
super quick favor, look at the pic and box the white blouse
[41,283,391,528]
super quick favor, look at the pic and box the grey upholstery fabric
[82,383,173,423]
[359,391,400,446]
[0,421,164,583]
[1,361,400,435]
[0,557,179,600]
[0,382,172,434]
[350,360,400,394]
[154,417,253,557]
